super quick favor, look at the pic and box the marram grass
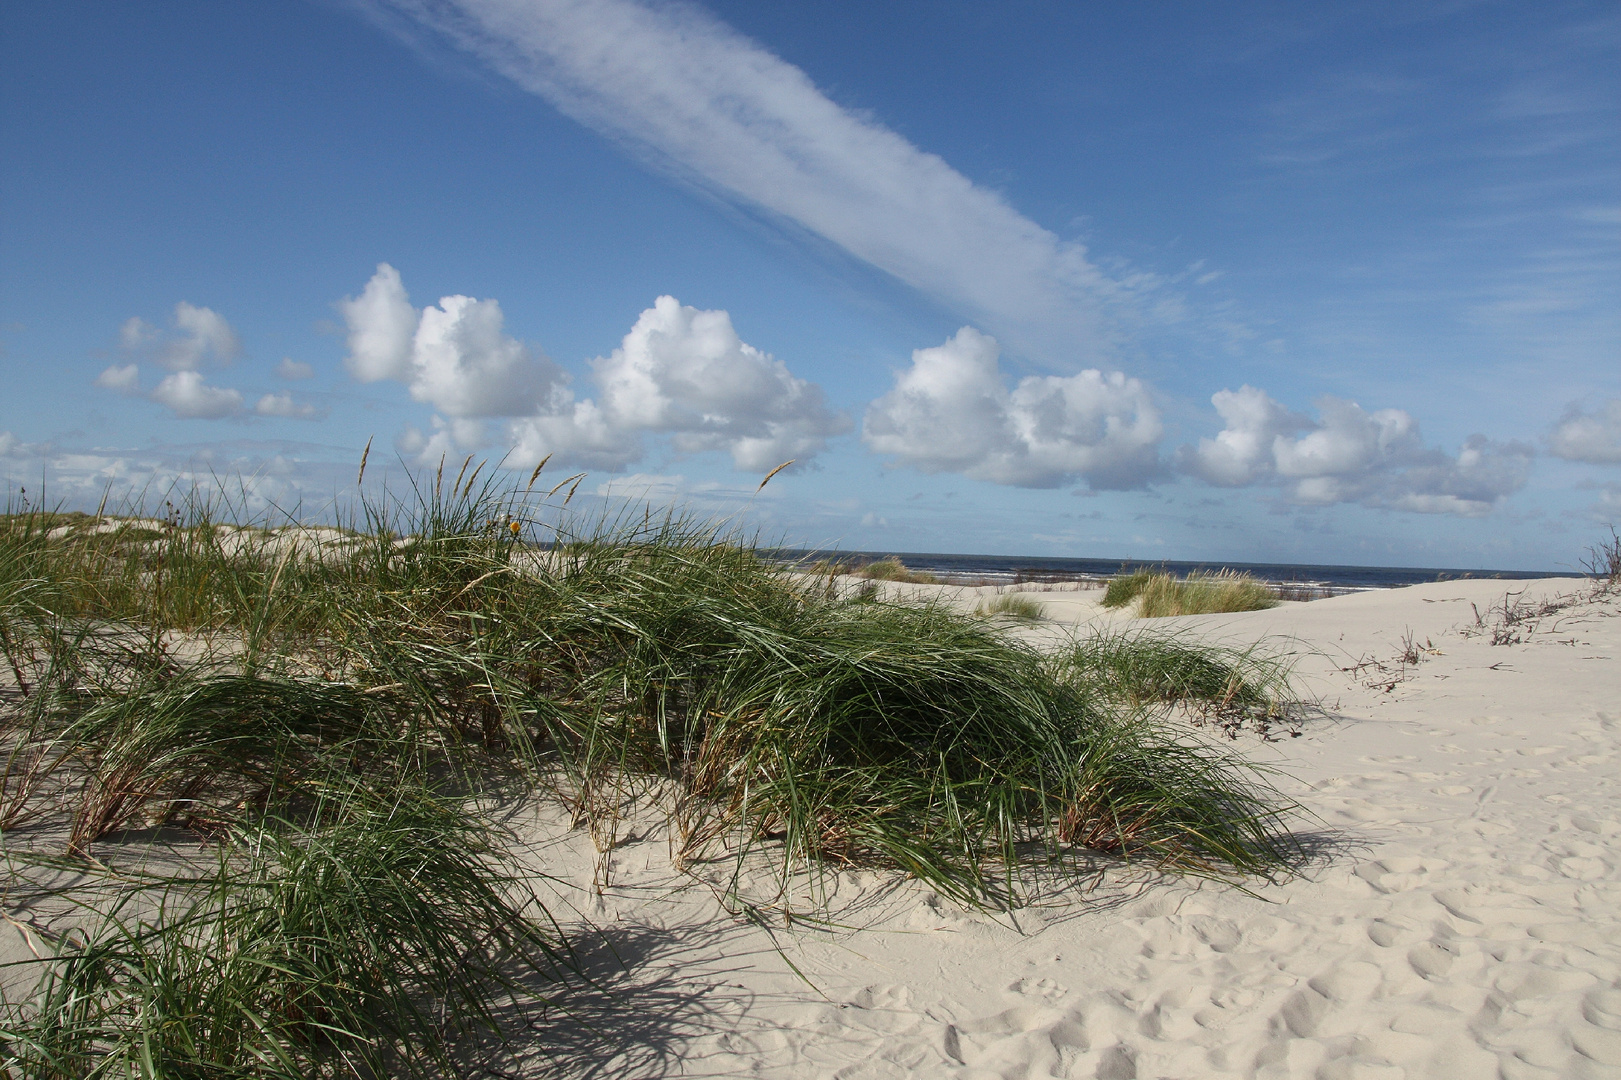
[976,592,1046,620]
[1,475,1306,1074]
[1,785,567,1079]
[1102,568,1278,617]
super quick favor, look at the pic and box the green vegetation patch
[0,475,1309,1074]
[855,555,939,584]
[976,593,1045,620]
[1101,569,1278,617]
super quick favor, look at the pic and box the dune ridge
[520,576,1621,1079]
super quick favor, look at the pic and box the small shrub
[1584,525,1621,593]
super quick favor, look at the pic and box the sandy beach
[518,576,1621,1079]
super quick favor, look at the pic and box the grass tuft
[0,474,1307,1070]
[976,593,1045,620]
[1101,569,1278,617]
[1,786,566,1079]
[855,556,938,584]
[1584,525,1621,593]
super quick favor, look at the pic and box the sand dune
[521,577,1621,1079]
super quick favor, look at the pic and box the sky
[2,0,1618,571]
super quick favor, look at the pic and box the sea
[767,549,1584,594]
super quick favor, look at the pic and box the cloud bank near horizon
[366,0,1140,365]
[1178,385,1533,517]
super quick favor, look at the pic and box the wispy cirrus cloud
[362,0,1137,364]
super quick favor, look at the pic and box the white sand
[3,576,1614,1077]
[520,577,1621,1079]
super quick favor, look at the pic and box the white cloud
[1586,483,1621,521]
[149,371,245,420]
[339,264,419,383]
[1547,399,1621,464]
[96,363,142,394]
[118,303,240,371]
[371,0,1130,362]
[119,316,157,350]
[505,401,635,471]
[343,267,844,472]
[254,393,326,420]
[160,302,240,370]
[101,308,255,419]
[397,416,491,464]
[591,295,848,470]
[339,263,564,418]
[862,327,1162,489]
[1178,386,1532,516]
[594,473,684,501]
[275,357,315,380]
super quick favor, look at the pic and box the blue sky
[2,0,1617,570]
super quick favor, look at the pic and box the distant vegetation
[1102,568,1279,617]
[1587,525,1621,593]
[854,555,939,584]
[0,475,1300,1075]
[976,592,1045,620]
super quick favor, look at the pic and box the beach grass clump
[535,590,1294,900]
[855,556,938,584]
[1101,569,1155,609]
[976,593,1045,620]
[0,470,1301,939]
[1585,525,1621,593]
[1060,628,1292,718]
[0,785,566,1079]
[1101,569,1277,618]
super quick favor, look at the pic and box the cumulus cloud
[1546,399,1621,464]
[99,308,261,420]
[339,263,563,417]
[1587,483,1621,520]
[119,317,157,350]
[342,266,845,472]
[367,0,1131,362]
[149,371,245,420]
[275,357,315,380]
[118,303,240,371]
[160,302,240,370]
[254,393,326,420]
[1178,386,1532,516]
[95,364,141,394]
[862,327,1162,489]
[591,296,848,470]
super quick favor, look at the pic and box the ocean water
[770,549,1584,591]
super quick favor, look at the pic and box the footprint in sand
[1354,856,1448,893]
[1007,976,1069,1002]
[1367,918,1420,948]
[850,983,912,1011]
